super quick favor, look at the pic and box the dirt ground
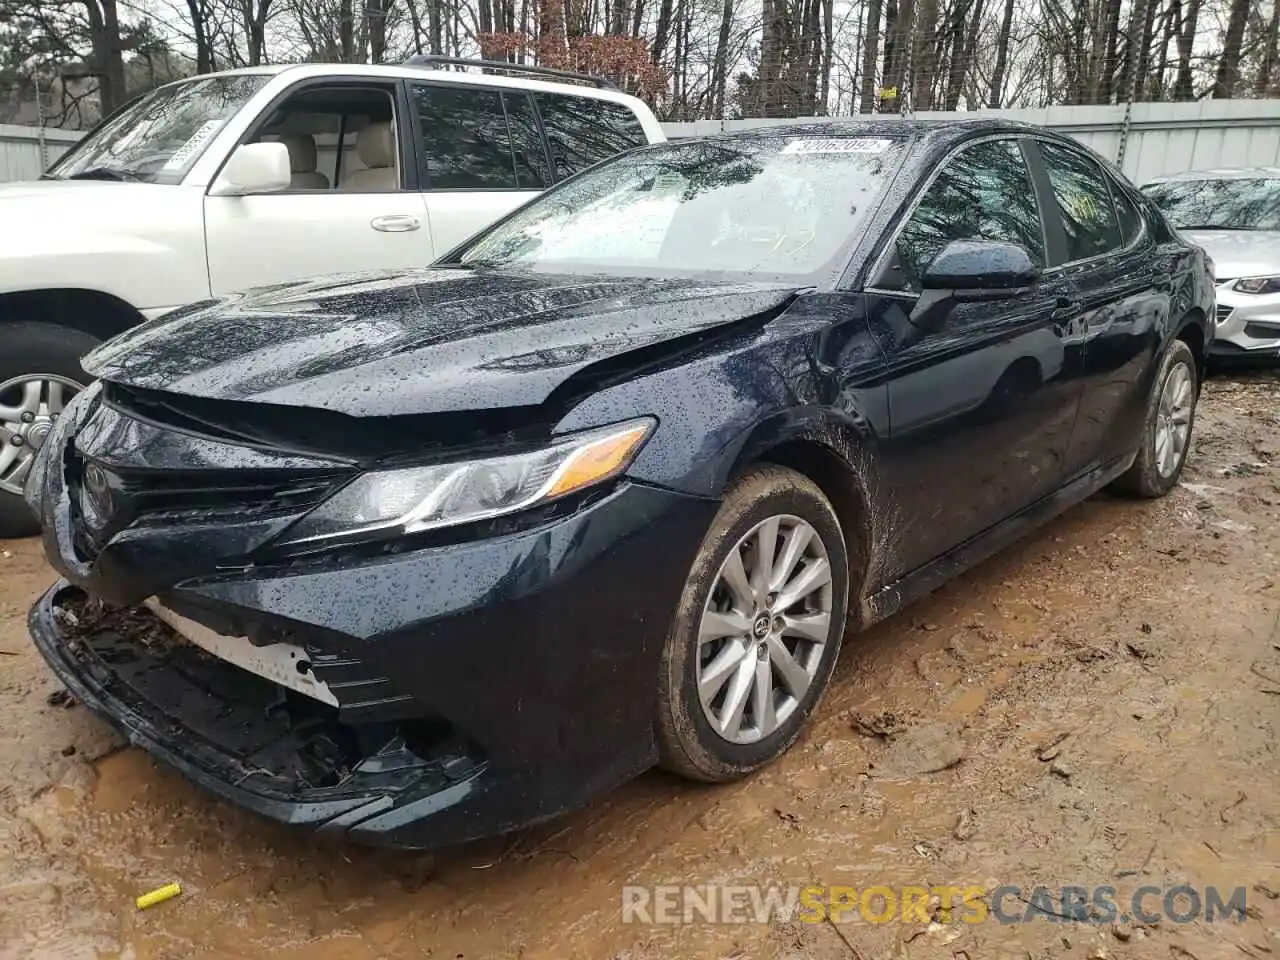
[1,370,1277,960]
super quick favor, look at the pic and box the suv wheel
[0,324,99,538]
[657,465,849,782]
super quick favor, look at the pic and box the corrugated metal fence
[662,100,1280,185]
[0,124,82,182]
[5,99,1280,185]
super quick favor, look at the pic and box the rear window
[534,93,648,180]
[1141,177,1280,231]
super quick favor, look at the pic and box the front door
[865,137,1086,580]
[204,81,432,296]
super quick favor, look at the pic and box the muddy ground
[1,371,1278,960]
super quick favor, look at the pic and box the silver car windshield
[1142,177,1280,231]
[45,74,269,185]
[457,136,906,283]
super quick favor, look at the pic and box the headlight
[275,417,655,547]
[1231,276,1280,294]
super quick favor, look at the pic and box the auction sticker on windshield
[162,120,224,171]
[781,138,894,154]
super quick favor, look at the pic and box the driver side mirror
[921,239,1039,299]
[209,142,291,197]
[907,239,1040,336]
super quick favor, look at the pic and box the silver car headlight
[1231,276,1280,295]
[276,417,655,547]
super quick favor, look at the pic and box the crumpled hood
[84,268,804,417]
[1179,228,1280,281]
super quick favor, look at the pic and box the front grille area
[1216,304,1234,325]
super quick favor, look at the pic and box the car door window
[1109,178,1145,246]
[502,91,550,189]
[1037,141,1121,262]
[887,138,1044,293]
[411,83,518,190]
[534,93,648,181]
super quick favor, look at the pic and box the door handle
[1051,297,1083,337]
[370,215,420,233]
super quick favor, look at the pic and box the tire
[0,323,100,538]
[1110,338,1199,499]
[657,464,850,782]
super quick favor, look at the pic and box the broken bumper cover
[29,482,718,849]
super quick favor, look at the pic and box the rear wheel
[1111,338,1198,499]
[657,465,849,782]
[0,324,98,537]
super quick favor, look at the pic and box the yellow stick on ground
[135,883,181,910]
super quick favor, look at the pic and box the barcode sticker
[781,137,894,155]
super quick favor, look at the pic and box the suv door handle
[1051,297,1083,336]
[370,215,420,233]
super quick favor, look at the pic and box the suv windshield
[46,74,269,184]
[1141,177,1280,231]
[454,135,905,282]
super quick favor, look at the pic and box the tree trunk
[858,0,882,112]
[1256,0,1280,94]
[944,0,981,108]
[1172,0,1201,99]
[711,0,734,116]
[1096,0,1123,102]
[911,0,938,109]
[988,0,1014,106]
[1212,0,1250,97]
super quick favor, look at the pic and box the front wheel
[0,323,98,538]
[656,464,849,782]
[1111,338,1199,499]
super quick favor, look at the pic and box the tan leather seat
[279,134,329,190]
[341,123,398,191]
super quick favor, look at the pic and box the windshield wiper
[61,166,143,182]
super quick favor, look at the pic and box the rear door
[866,136,1085,579]
[408,83,547,256]
[1027,139,1170,477]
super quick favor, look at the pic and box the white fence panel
[0,124,82,182]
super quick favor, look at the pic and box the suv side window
[1037,140,1121,262]
[411,83,519,190]
[534,93,648,180]
[886,138,1044,293]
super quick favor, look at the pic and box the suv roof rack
[403,54,619,91]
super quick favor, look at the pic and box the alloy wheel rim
[695,514,833,745]
[0,374,82,496]
[1154,362,1193,479]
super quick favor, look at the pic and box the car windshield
[45,74,269,184]
[1141,177,1280,230]
[453,135,907,283]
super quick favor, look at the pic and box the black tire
[0,323,100,538]
[657,464,850,782]
[1110,338,1199,499]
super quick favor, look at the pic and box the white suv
[0,56,665,536]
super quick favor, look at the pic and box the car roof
[688,116,1053,147]
[159,62,647,106]
[1145,166,1280,183]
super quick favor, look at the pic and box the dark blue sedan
[25,118,1214,849]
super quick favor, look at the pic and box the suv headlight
[1231,276,1280,294]
[275,417,655,547]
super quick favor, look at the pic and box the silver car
[1142,167,1280,361]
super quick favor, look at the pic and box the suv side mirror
[921,239,1039,299]
[209,142,291,197]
